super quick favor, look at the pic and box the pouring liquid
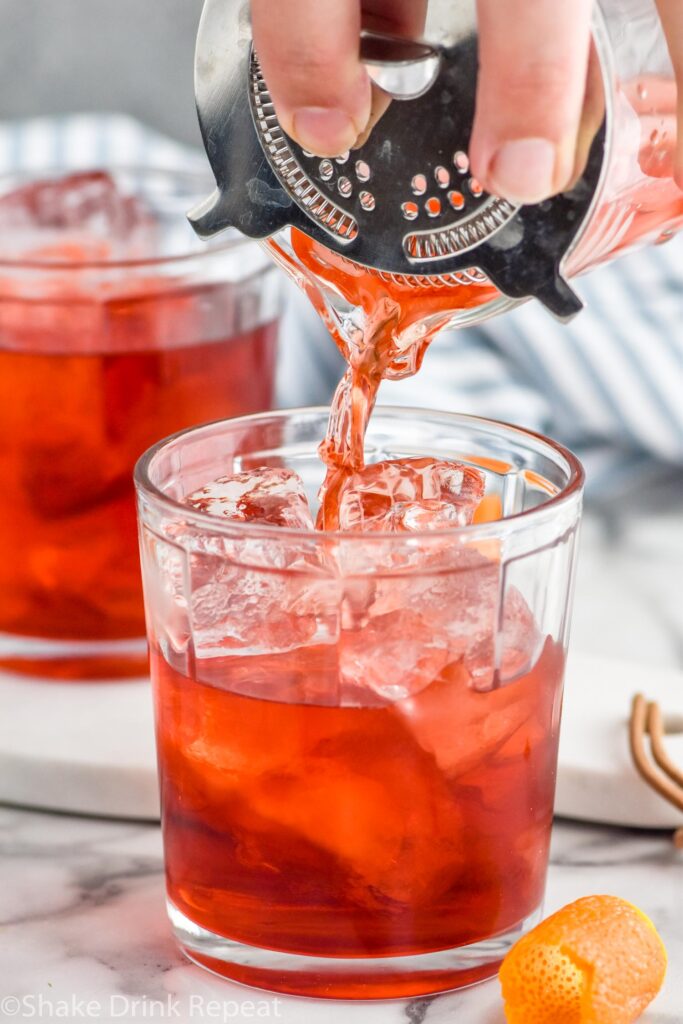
[266,74,683,530]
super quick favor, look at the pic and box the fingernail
[291,107,358,158]
[488,138,557,205]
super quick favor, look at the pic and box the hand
[251,0,683,204]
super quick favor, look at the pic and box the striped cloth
[2,114,682,499]
[0,113,206,174]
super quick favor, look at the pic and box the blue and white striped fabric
[2,114,682,499]
[0,113,206,174]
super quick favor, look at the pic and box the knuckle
[503,58,574,106]
[266,47,347,86]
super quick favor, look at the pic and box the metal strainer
[189,0,608,320]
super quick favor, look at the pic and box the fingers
[251,0,429,156]
[352,86,393,150]
[655,0,683,188]
[471,0,594,204]
[568,42,606,189]
[353,0,429,148]
[251,0,371,157]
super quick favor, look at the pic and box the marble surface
[0,807,681,1023]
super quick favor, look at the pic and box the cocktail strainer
[191,0,682,323]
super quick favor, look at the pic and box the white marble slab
[0,807,680,1023]
[558,652,683,828]
[0,674,159,819]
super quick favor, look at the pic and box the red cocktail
[136,408,583,998]
[0,169,281,678]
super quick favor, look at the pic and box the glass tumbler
[0,166,282,680]
[135,407,583,999]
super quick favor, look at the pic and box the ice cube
[337,457,485,532]
[185,467,315,531]
[339,608,451,701]
[0,171,148,234]
[393,658,535,779]
[181,468,338,657]
[139,526,192,657]
[188,562,339,658]
[331,456,504,703]
[374,547,541,775]
[151,523,340,660]
[364,544,538,693]
[0,171,154,261]
[462,583,540,688]
[395,638,561,782]
[336,547,514,705]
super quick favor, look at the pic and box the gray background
[0,0,202,144]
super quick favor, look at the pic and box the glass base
[0,632,148,681]
[168,900,543,1000]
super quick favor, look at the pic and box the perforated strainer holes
[434,166,450,189]
[425,197,441,217]
[448,190,465,211]
[402,201,419,220]
[338,176,353,197]
[453,151,469,174]
[319,160,334,181]
[468,178,484,198]
[355,160,371,183]
[335,151,350,164]
[411,174,427,196]
[359,190,376,211]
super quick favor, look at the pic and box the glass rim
[134,406,585,543]
[0,164,253,272]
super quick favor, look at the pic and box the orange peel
[499,895,667,1024]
